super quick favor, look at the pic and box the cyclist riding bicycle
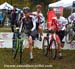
[19,7,38,61]
[32,4,45,41]
[47,8,63,58]
[56,10,68,48]
[68,13,75,32]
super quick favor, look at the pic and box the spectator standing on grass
[10,5,18,32]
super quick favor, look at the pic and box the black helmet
[23,7,30,13]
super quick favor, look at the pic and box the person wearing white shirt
[32,4,45,41]
[56,13,68,48]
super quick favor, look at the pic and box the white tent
[48,1,63,8]
[48,0,75,8]
[0,2,13,10]
[61,0,75,7]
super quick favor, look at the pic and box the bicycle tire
[19,40,23,64]
[12,39,19,59]
[66,31,74,43]
[42,37,49,56]
[49,39,57,59]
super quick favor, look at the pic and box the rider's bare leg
[38,25,43,41]
[28,36,34,60]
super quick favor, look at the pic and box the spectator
[10,5,18,32]
[0,11,3,26]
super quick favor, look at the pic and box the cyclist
[19,7,37,60]
[56,10,68,48]
[47,8,63,58]
[68,13,75,32]
[32,4,45,41]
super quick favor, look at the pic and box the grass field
[0,26,12,32]
[0,48,75,69]
[0,26,75,69]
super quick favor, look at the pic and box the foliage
[0,0,58,15]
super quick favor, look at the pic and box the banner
[0,32,13,48]
[0,32,75,50]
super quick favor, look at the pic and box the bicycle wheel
[12,39,16,56]
[42,37,49,56]
[12,39,19,59]
[49,39,57,59]
[66,30,74,43]
[19,40,23,64]
[13,39,19,59]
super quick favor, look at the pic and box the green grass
[0,26,16,32]
[0,27,75,69]
[0,48,75,69]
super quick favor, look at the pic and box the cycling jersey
[51,17,59,32]
[32,12,45,24]
[58,16,68,31]
[19,15,37,40]
[20,14,36,32]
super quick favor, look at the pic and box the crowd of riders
[10,4,75,60]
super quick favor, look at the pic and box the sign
[0,32,13,48]
[0,32,75,50]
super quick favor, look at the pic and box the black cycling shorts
[57,30,65,43]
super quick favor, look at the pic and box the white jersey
[32,12,45,24]
[58,16,68,30]
[68,13,75,23]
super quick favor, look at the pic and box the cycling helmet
[36,4,42,9]
[23,7,30,13]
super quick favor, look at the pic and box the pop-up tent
[48,1,63,8]
[0,2,21,11]
[62,0,75,8]
[0,2,13,10]
[48,0,75,8]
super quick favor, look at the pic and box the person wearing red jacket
[47,8,62,58]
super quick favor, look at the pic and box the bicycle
[42,30,58,59]
[12,33,26,64]
[66,22,75,43]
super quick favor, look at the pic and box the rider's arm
[68,15,72,23]
[19,18,24,33]
[40,16,45,24]
[31,17,36,31]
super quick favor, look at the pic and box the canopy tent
[0,2,13,10]
[0,2,21,12]
[48,0,75,8]
[48,1,63,8]
[61,0,75,7]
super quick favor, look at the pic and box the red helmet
[36,4,42,9]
